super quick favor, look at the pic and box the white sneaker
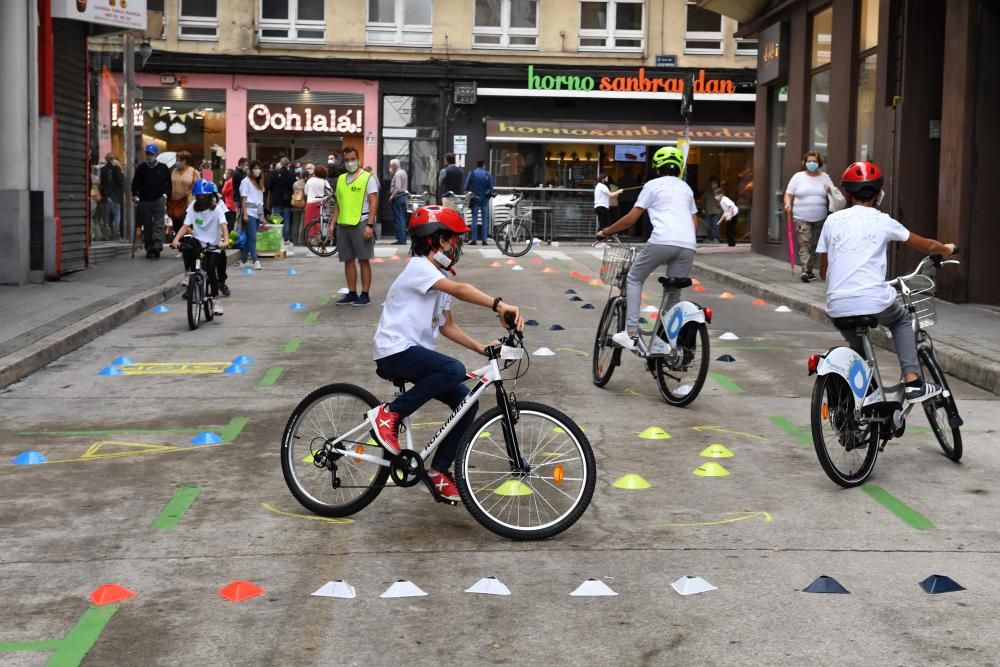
[611,331,638,350]
[254,260,262,270]
[239,261,247,268]
[285,247,295,257]
[213,301,224,315]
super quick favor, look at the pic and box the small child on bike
[816,160,955,402]
[171,179,229,316]
[595,146,697,351]
[368,205,524,501]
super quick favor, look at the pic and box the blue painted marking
[848,358,868,398]
[667,308,684,340]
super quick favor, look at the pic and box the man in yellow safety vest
[331,146,380,306]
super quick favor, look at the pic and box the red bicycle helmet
[408,205,470,238]
[841,160,884,194]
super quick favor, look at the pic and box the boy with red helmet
[817,161,955,402]
[367,206,524,501]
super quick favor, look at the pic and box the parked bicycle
[591,237,712,406]
[303,195,336,257]
[184,242,223,330]
[406,191,433,215]
[493,191,534,258]
[280,314,596,540]
[808,253,964,487]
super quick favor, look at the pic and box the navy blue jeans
[392,194,408,243]
[470,199,490,241]
[273,206,292,243]
[376,346,478,472]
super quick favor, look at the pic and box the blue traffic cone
[191,432,225,445]
[231,355,255,366]
[13,450,47,465]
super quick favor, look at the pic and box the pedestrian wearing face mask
[714,187,740,247]
[239,160,266,270]
[331,146,379,307]
[594,174,619,230]
[784,150,834,282]
[168,150,199,244]
[131,144,171,258]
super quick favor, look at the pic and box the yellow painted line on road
[691,425,766,440]
[261,502,354,525]
[119,362,231,375]
[556,347,590,357]
[657,511,772,528]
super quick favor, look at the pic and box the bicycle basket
[600,244,636,287]
[891,273,937,329]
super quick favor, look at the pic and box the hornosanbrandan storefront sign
[486,119,754,144]
[527,66,739,94]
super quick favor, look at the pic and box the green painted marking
[283,337,302,354]
[220,416,249,443]
[709,371,744,394]
[0,639,62,652]
[769,416,812,445]
[304,312,319,325]
[317,295,331,306]
[258,367,285,387]
[862,484,935,530]
[47,604,119,666]
[150,485,202,530]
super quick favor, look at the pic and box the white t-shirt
[373,257,454,360]
[305,176,331,202]
[634,176,698,249]
[718,195,738,221]
[594,182,612,208]
[182,201,227,246]
[786,171,833,222]
[239,177,264,218]
[816,206,911,317]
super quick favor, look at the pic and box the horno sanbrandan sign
[247,103,364,135]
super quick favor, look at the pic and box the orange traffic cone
[218,580,265,602]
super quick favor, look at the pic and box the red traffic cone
[90,583,136,606]
[218,580,265,602]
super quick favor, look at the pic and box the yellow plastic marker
[637,426,671,440]
[699,444,734,459]
[494,480,533,496]
[478,431,492,439]
[303,453,315,464]
[612,473,652,489]
[693,462,731,477]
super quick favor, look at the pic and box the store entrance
[248,136,344,167]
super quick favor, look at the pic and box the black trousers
[595,206,610,229]
[725,215,739,246]
[180,239,222,297]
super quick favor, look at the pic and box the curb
[0,250,242,391]
[693,259,1000,396]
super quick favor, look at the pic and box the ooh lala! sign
[527,66,737,94]
[247,104,364,134]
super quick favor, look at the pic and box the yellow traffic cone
[692,462,730,477]
[612,473,652,489]
[699,444,734,459]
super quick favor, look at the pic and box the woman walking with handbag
[239,160,266,270]
[784,150,837,283]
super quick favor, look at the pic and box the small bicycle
[592,237,712,406]
[303,195,337,257]
[184,241,222,330]
[280,316,596,540]
[493,191,534,258]
[808,253,964,487]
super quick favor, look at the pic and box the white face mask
[344,160,359,173]
[252,168,261,177]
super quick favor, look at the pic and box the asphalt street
[1,243,997,666]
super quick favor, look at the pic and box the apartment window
[685,1,723,54]
[474,0,538,49]
[579,1,644,51]
[854,0,879,160]
[179,0,218,40]
[259,0,325,42]
[367,0,433,46]
[734,23,757,56]
[147,0,166,39]
[808,7,833,152]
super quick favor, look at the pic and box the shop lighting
[301,79,310,94]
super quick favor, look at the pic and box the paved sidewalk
[0,245,239,389]
[692,247,1000,395]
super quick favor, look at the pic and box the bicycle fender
[817,346,870,406]
[662,301,705,346]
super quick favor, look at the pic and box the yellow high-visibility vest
[335,170,372,226]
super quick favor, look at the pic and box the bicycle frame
[633,297,707,358]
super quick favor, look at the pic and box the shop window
[382,95,439,195]
[259,0,325,43]
[578,1,644,52]
[138,100,227,181]
[858,0,879,52]
[473,0,538,49]
[811,7,833,69]
[684,1,723,54]
[367,0,433,46]
[734,23,757,56]
[147,0,166,39]
[855,54,877,161]
[769,85,788,243]
[179,0,218,40]
[808,70,830,153]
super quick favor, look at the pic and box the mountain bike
[303,195,336,257]
[493,191,534,258]
[184,241,222,330]
[280,315,596,540]
[808,253,964,487]
[591,237,712,407]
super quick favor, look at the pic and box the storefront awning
[486,119,754,147]
[696,0,773,24]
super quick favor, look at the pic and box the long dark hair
[193,194,215,212]
[247,160,265,191]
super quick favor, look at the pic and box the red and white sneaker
[428,470,461,502]
[367,404,401,454]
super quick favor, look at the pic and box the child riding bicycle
[171,178,229,316]
[595,146,697,351]
[816,160,955,402]
[367,205,524,501]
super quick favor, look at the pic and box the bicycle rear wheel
[592,296,624,387]
[494,221,533,257]
[186,275,203,330]
[455,402,595,540]
[281,383,389,517]
[918,348,963,461]
[655,323,710,407]
[810,373,880,487]
[303,220,337,257]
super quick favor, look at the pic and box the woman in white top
[593,174,618,230]
[304,164,333,236]
[238,160,265,269]
[784,150,835,282]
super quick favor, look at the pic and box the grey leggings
[626,244,696,332]
[837,300,918,378]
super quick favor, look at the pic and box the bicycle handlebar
[889,250,961,287]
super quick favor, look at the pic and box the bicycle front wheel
[281,383,389,517]
[810,373,880,487]
[918,348,963,461]
[303,220,337,257]
[592,296,624,387]
[455,402,596,540]
[186,275,203,330]
[655,323,710,406]
[494,221,533,257]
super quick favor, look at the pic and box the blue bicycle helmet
[192,178,217,196]
[144,144,160,155]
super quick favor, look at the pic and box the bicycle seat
[375,368,408,388]
[832,315,879,330]
[658,277,693,289]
